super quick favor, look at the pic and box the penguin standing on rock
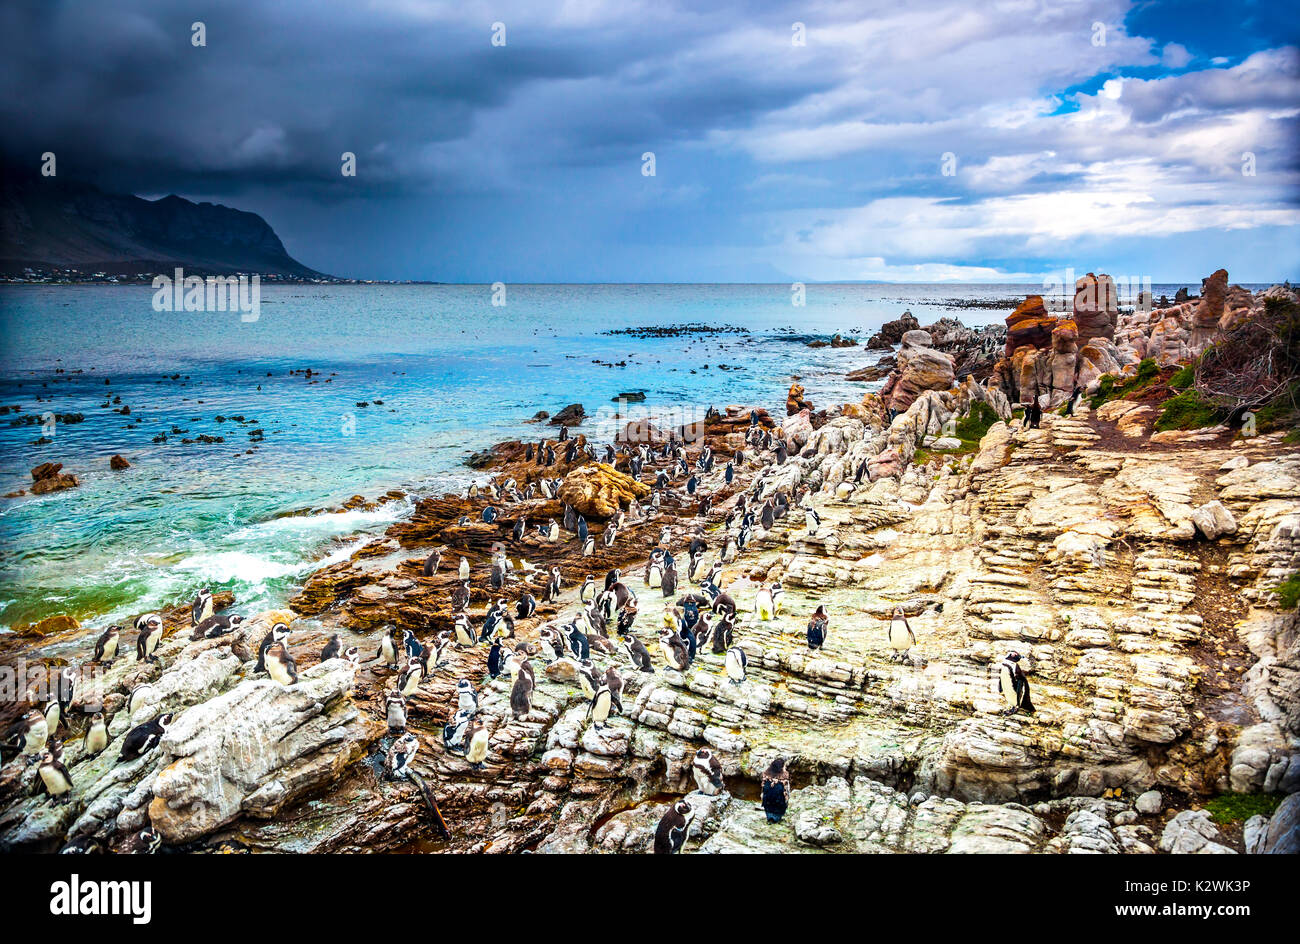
[36,751,74,805]
[192,588,214,626]
[659,629,690,671]
[761,757,791,823]
[587,684,613,731]
[384,733,419,780]
[134,614,164,664]
[451,580,471,612]
[623,635,654,673]
[579,574,595,604]
[486,638,506,680]
[998,652,1035,714]
[887,607,916,662]
[754,586,775,621]
[321,634,342,662]
[443,708,473,752]
[422,547,443,577]
[92,625,122,665]
[386,691,407,734]
[464,718,490,769]
[653,799,695,854]
[725,646,747,686]
[265,641,299,685]
[82,712,108,756]
[255,622,291,673]
[510,670,534,720]
[459,556,470,580]
[806,605,829,650]
[376,626,400,669]
[456,678,480,714]
[3,709,48,764]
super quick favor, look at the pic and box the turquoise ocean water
[0,282,1194,630]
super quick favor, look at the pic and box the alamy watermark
[151,268,260,322]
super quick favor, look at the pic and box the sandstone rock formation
[555,462,650,519]
[30,462,78,494]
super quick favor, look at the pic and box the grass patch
[1278,574,1300,610]
[1169,366,1195,390]
[955,400,999,444]
[1154,389,1226,432]
[1204,792,1283,825]
[1089,358,1161,409]
[1253,379,1300,434]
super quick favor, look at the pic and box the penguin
[887,607,916,662]
[604,568,621,591]
[134,613,164,664]
[659,629,690,671]
[82,712,108,756]
[645,551,664,589]
[653,799,694,854]
[443,708,474,752]
[545,519,560,542]
[58,835,102,854]
[724,461,734,485]
[321,633,342,662]
[265,641,299,685]
[577,515,589,544]
[481,505,498,524]
[464,718,489,769]
[193,612,244,639]
[511,516,526,542]
[805,506,821,535]
[489,561,505,591]
[761,757,792,823]
[537,626,564,664]
[998,651,1035,714]
[342,646,361,664]
[456,678,480,714]
[567,622,591,661]
[385,691,407,734]
[577,660,601,699]
[602,525,618,548]
[384,732,419,780]
[661,564,678,598]
[623,635,654,673]
[254,622,291,673]
[806,604,829,650]
[587,684,613,731]
[770,581,785,615]
[604,666,626,713]
[451,580,471,612]
[691,747,725,795]
[43,696,62,737]
[754,586,775,621]
[486,638,506,680]
[453,613,476,648]
[711,589,737,617]
[686,474,698,495]
[119,712,173,763]
[579,574,595,605]
[92,625,122,665]
[725,646,748,686]
[376,626,400,668]
[458,556,470,580]
[516,594,537,619]
[582,536,595,557]
[761,501,776,531]
[3,709,47,765]
[192,588,214,626]
[422,547,443,577]
[36,751,74,805]
[397,658,424,697]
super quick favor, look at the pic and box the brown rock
[110,454,131,470]
[1072,273,1118,343]
[15,613,80,637]
[30,462,78,494]
[556,463,650,519]
[1005,295,1059,356]
[549,404,586,426]
[787,382,812,416]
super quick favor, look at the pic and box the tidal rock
[549,403,586,426]
[30,462,79,494]
[109,454,130,470]
[1158,810,1236,854]
[555,462,650,519]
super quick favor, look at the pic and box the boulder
[1158,810,1236,854]
[884,337,956,413]
[30,462,79,494]
[787,383,812,416]
[868,311,920,348]
[1005,296,1058,356]
[1072,273,1118,343]
[1192,501,1238,540]
[109,454,131,470]
[556,462,650,519]
[549,404,586,426]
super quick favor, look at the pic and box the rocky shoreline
[2,276,1297,855]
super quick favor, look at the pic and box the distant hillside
[0,167,322,278]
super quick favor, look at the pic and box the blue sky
[3,0,1297,282]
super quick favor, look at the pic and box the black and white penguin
[579,574,595,605]
[384,732,419,780]
[193,612,244,640]
[385,691,407,734]
[453,613,476,648]
[577,515,589,544]
[511,516,526,542]
[998,652,1035,714]
[725,646,748,686]
[515,594,537,619]
[191,588,214,626]
[343,645,361,664]
[602,525,618,548]
[458,556,470,581]
[587,685,613,731]
[265,641,299,685]
[36,751,74,805]
[254,622,291,673]
[134,613,164,664]
[887,608,916,662]
[661,563,678,598]
[486,638,506,680]
[770,581,785,615]
[806,604,829,650]
[653,799,694,854]
[119,712,173,763]
[464,718,489,769]
[92,625,122,665]
[577,660,601,699]
[659,629,690,671]
[761,757,791,823]
[645,550,664,589]
[456,678,480,714]
[754,586,775,621]
[691,747,725,795]
[582,535,595,556]
[82,712,108,756]
[443,707,474,752]
[3,708,48,763]
[397,657,424,697]
[321,633,342,662]
[376,626,400,668]
[481,505,498,524]
[451,580,471,612]
[567,622,590,661]
[623,635,654,673]
[710,612,733,655]
[804,505,821,535]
